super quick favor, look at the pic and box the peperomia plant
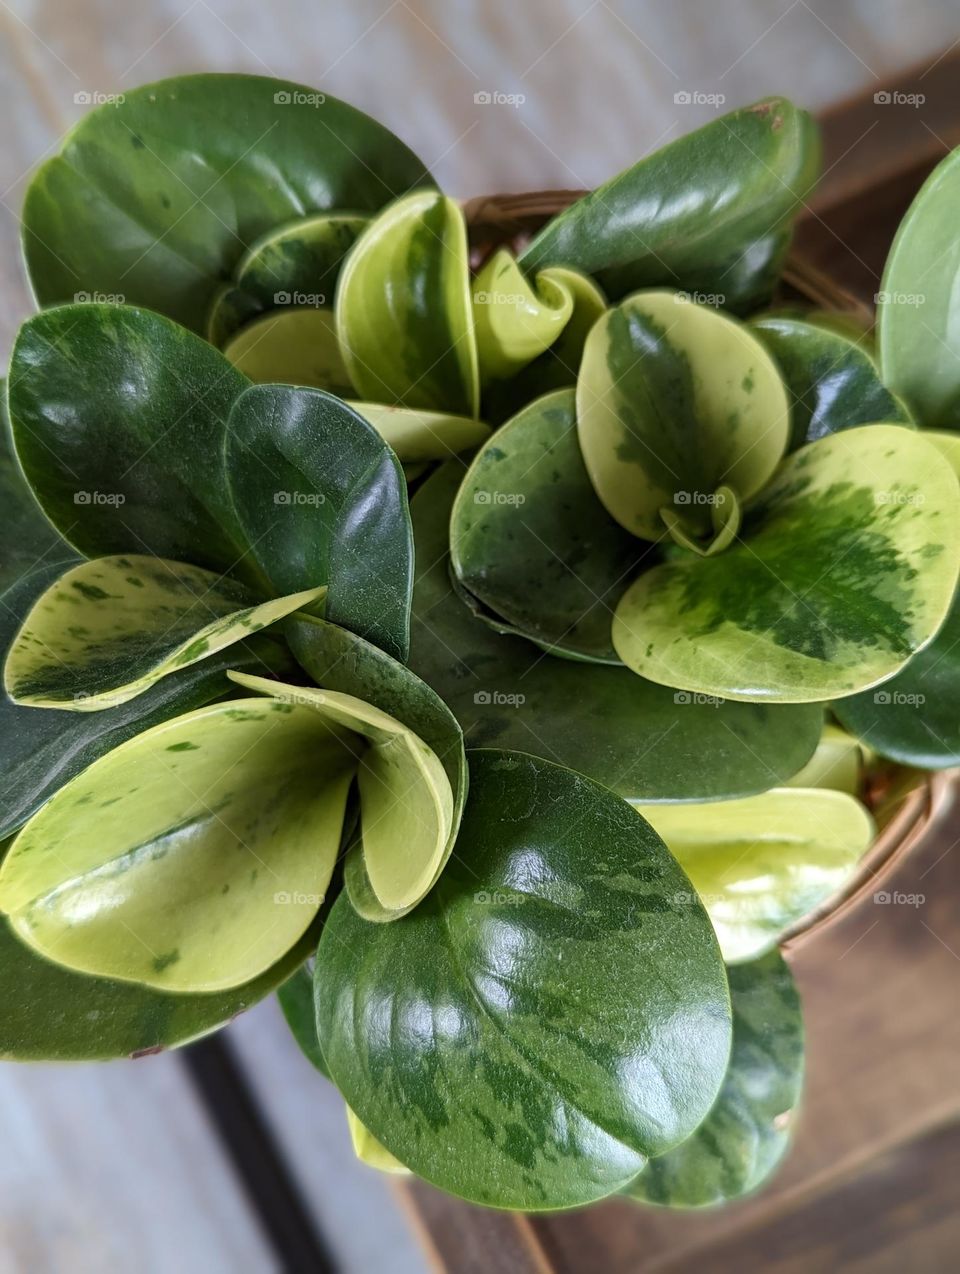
[1,73,958,1213]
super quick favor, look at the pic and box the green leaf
[0,562,297,840]
[450,389,652,661]
[520,98,819,309]
[0,698,360,991]
[634,788,874,962]
[347,1107,411,1174]
[230,672,454,918]
[224,383,413,661]
[315,748,732,1211]
[207,212,370,346]
[222,308,355,394]
[8,304,260,582]
[613,426,960,702]
[23,74,431,333]
[783,723,862,794]
[336,191,480,416]
[577,292,789,542]
[625,950,804,1208]
[4,555,322,711]
[472,249,575,381]
[348,403,490,462]
[0,382,75,593]
[833,430,960,766]
[410,462,822,801]
[0,912,318,1061]
[877,147,960,427]
[750,312,912,450]
[277,963,330,1077]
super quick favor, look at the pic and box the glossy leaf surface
[23,74,430,332]
[614,426,960,701]
[315,749,732,1210]
[472,249,574,381]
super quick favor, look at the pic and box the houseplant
[1,72,958,1211]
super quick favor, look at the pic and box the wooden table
[1,7,959,1272]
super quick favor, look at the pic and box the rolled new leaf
[207,212,370,346]
[224,383,413,662]
[22,74,431,332]
[4,555,323,711]
[625,951,804,1208]
[0,698,362,991]
[750,312,912,450]
[450,388,652,661]
[577,292,789,542]
[8,305,260,583]
[315,748,732,1210]
[635,787,874,962]
[336,191,480,417]
[613,426,960,702]
[471,249,575,381]
[410,463,823,802]
[520,97,820,311]
[230,672,455,918]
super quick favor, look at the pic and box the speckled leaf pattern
[577,292,789,541]
[614,426,960,702]
[0,559,296,839]
[22,74,430,332]
[347,1107,411,1174]
[625,951,804,1208]
[223,308,355,395]
[877,146,960,428]
[336,191,480,417]
[348,403,490,462]
[8,305,261,584]
[750,312,912,450]
[472,249,575,381]
[224,384,413,662]
[0,699,360,992]
[0,913,319,1061]
[207,212,370,346]
[450,389,652,661]
[230,672,454,917]
[4,555,322,711]
[315,748,732,1210]
[634,788,874,963]
[520,98,820,310]
[0,383,75,594]
[409,463,822,801]
[833,431,960,766]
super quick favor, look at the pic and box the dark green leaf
[23,74,430,333]
[277,963,330,1077]
[225,384,414,661]
[625,951,804,1208]
[315,748,732,1210]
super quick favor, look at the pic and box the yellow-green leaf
[222,308,354,394]
[472,248,575,381]
[4,555,324,711]
[348,403,490,461]
[346,1106,411,1175]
